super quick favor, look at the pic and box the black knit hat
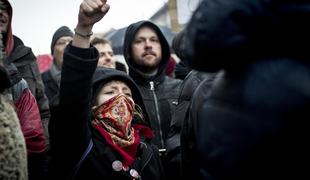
[92,67,150,124]
[50,26,73,54]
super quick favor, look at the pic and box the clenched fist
[78,0,110,30]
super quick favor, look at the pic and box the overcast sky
[10,0,167,55]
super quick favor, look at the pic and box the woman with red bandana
[49,0,164,179]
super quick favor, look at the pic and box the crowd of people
[1,0,309,179]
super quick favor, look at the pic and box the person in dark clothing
[49,1,164,179]
[123,19,182,155]
[1,0,50,149]
[180,74,220,180]
[123,20,183,178]
[166,71,215,180]
[171,29,190,80]
[165,29,219,180]
[1,1,48,179]
[181,0,310,179]
[42,26,73,112]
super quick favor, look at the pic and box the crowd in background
[1,0,309,179]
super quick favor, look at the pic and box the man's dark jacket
[123,20,182,150]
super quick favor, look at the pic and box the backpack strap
[70,139,93,180]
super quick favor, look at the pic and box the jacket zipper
[149,81,165,149]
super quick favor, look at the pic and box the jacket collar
[129,68,165,87]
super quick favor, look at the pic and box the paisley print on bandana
[92,94,135,148]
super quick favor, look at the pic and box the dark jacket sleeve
[49,44,98,176]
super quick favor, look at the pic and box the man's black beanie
[51,26,73,54]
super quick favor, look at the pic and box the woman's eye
[104,91,114,95]
[99,53,105,58]
[134,39,143,44]
[125,93,132,97]
[151,38,159,43]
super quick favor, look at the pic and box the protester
[2,51,47,180]
[91,37,128,73]
[165,29,219,180]
[123,19,182,159]
[49,0,164,179]
[123,20,183,178]
[182,0,310,179]
[1,1,47,179]
[0,0,50,147]
[42,26,73,111]
[91,37,116,68]
[0,35,27,180]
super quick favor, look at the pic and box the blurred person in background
[42,26,73,112]
[1,1,47,179]
[91,37,128,73]
[91,37,116,68]
[181,0,310,179]
[0,0,50,150]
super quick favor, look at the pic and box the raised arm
[73,0,110,48]
[49,1,110,178]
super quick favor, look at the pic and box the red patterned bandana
[92,94,135,148]
[92,94,141,166]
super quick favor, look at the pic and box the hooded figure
[181,0,310,179]
[1,0,50,145]
[49,43,165,180]
[1,1,47,179]
[123,21,182,157]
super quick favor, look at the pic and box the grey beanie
[51,26,73,54]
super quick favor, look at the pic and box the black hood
[185,0,310,72]
[123,20,170,78]
[92,67,150,125]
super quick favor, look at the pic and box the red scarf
[92,94,140,167]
